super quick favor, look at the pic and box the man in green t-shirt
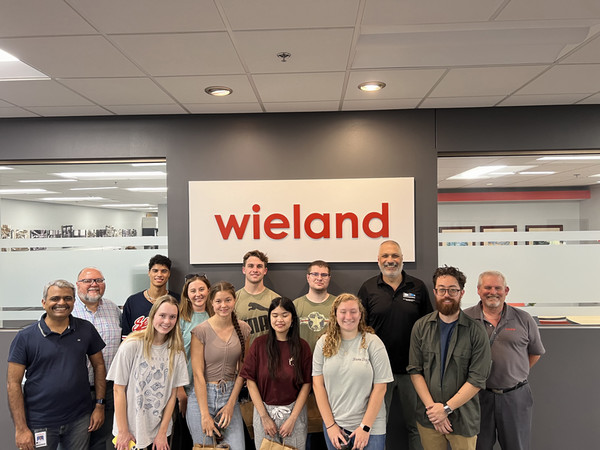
[234,249,279,344]
[293,260,336,351]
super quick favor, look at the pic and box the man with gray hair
[358,240,433,449]
[465,271,545,450]
[7,280,106,450]
[73,267,121,450]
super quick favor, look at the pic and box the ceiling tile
[342,98,420,110]
[27,105,113,116]
[0,80,93,106]
[220,0,360,30]
[421,96,505,108]
[105,104,188,115]
[500,93,589,106]
[0,36,145,78]
[354,27,589,68]
[0,107,38,117]
[111,33,244,76]
[578,92,600,104]
[234,29,354,73]
[68,0,225,33]
[156,75,257,103]
[0,0,96,37]
[346,69,445,100]
[516,64,600,94]
[559,35,600,64]
[264,101,340,112]
[59,78,176,105]
[362,0,506,27]
[430,66,546,97]
[184,103,262,114]
[253,72,345,102]
[496,0,600,20]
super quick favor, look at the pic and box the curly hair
[433,265,467,289]
[322,293,373,358]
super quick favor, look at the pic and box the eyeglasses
[434,288,461,296]
[185,273,207,281]
[308,272,331,278]
[78,278,105,284]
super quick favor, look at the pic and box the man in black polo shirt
[358,240,432,450]
[7,279,106,450]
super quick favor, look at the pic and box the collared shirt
[358,271,432,373]
[464,302,545,389]
[407,311,491,437]
[8,314,105,428]
[73,296,122,384]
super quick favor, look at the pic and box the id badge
[34,430,47,448]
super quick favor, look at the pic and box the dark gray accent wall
[1,106,600,449]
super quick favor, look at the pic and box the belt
[487,380,528,394]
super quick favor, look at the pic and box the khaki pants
[417,422,477,450]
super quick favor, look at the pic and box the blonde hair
[180,275,213,322]
[322,293,373,358]
[126,295,184,376]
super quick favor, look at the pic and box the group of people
[7,241,545,450]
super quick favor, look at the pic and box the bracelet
[326,422,336,429]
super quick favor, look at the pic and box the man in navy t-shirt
[7,279,106,450]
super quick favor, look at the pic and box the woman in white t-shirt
[313,293,393,450]
[108,295,188,450]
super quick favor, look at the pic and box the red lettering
[293,204,301,238]
[132,316,149,332]
[215,214,250,239]
[264,213,289,239]
[362,202,389,238]
[335,212,359,238]
[304,213,330,239]
[252,204,261,239]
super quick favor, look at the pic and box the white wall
[438,200,582,231]
[0,198,146,233]
[579,184,600,231]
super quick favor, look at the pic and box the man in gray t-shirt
[464,271,545,450]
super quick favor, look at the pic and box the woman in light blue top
[177,275,212,416]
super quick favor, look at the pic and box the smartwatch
[360,423,371,432]
[443,404,453,415]
[96,398,106,405]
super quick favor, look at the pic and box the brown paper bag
[259,437,297,450]
[193,435,230,449]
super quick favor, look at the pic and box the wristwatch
[443,404,453,415]
[96,398,106,405]
[359,423,371,432]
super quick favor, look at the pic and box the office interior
[1,2,600,450]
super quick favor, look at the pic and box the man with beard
[73,267,121,450]
[464,271,544,450]
[8,280,106,450]
[408,266,491,450]
[358,240,432,450]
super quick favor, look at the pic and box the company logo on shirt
[132,316,149,332]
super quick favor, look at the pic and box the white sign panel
[189,177,415,264]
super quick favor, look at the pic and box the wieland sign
[189,178,415,264]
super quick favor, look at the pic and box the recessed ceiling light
[131,162,166,167]
[358,81,386,92]
[101,203,152,207]
[205,86,233,97]
[0,188,48,194]
[40,197,104,201]
[19,179,77,183]
[0,166,14,170]
[54,171,165,180]
[538,156,600,160]
[448,166,506,180]
[518,171,556,175]
[70,187,118,191]
[125,187,167,192]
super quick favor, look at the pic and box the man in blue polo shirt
[7,279,106,450]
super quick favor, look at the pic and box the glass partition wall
[438,153,600,325]
[0,160,168,328]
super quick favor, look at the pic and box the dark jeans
[90,381,114,450]
[32,414,90,450]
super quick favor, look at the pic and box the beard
[81,292,102,303]
[378,261,403,278]
[436,297,461,316]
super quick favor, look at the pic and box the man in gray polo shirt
[464,271,545,450]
